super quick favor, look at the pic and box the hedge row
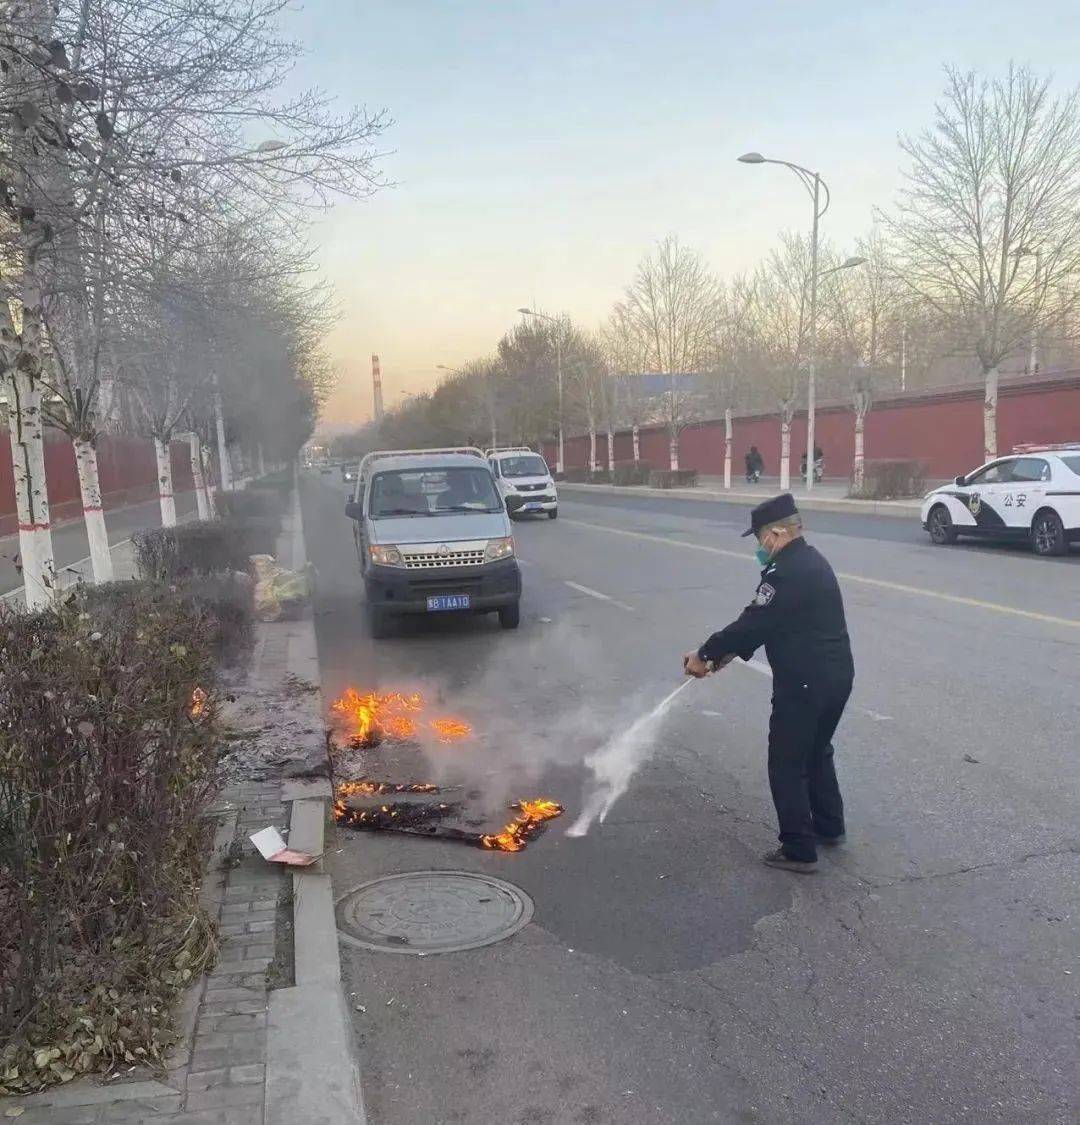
[0,479,288,1093]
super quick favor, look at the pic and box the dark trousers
[767,681,851,861]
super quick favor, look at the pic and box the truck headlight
[484,537,514,562]
[369,544,404,567]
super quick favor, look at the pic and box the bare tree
[823,229,903,481]
[879,65,1080,459]
[620,236,721,470]
[602,302,652,463]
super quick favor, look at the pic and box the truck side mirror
[345,500,363,520]
[505,494,524,513]
[954,475,966,487]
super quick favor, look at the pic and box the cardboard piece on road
[250,825,319,867]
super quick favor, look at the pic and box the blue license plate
[426,594,471,611]
[523,502,542,510]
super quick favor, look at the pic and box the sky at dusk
[281,1,1080,428]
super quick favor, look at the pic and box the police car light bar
[1011,442,1080,453]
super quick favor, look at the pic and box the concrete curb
[265,483,368,1125]
[559,481,923,520]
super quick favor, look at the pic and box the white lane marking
[701,709,724,717]
[564,580,634,612]
[865,710,893,722]
[563,517,1080,630]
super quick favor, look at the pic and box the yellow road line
[562,518,1080,630]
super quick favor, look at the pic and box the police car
[920,443,1080,556]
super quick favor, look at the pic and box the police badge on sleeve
[753,582,776,606]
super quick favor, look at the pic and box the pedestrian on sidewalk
[682,493,854,873]
[744,445,764,483]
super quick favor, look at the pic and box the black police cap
[741,492,799,537]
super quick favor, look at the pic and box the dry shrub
[0,593,222,1092]
[850,458,928,499]
[612,460,653,486]
[133,517,277,583]
[215,487,289,523]
[79,576,255,667]
[647,469,698,489]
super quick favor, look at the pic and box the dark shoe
[763,848,817,873]
[815,832,846,846]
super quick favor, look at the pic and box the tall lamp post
[738,152,863,489]
[517,307,563,473]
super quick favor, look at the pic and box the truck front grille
[402,550,486,569]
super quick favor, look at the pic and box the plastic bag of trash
[251,554,313,621]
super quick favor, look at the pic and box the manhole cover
[336,871,534,955]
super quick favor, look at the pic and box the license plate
[426,594,471,611]
[524,502,542,510]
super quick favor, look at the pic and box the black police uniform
[697,495,854,863]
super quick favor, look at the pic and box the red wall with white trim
[544,373,1080,480]
[0,432,196,538]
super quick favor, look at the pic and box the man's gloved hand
[684,651,736,678]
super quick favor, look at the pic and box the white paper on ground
[250,825,288,859]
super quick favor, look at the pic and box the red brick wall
[0,432,196,538]
[545,373,1080,480]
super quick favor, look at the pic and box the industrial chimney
[372,354,384,423]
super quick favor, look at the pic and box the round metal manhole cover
[336,871,534,955]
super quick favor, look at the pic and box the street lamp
[738,152,864,489]
[517,307,564,473]
[1016,245,1042,375]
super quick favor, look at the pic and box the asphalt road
[302,472,1080,1125]
[0,492,197,598]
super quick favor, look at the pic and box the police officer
[683,493,854,873]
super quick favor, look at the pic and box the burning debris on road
[333,778,564,852]
[330,687,472,748]
[480,799,565,852]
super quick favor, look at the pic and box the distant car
[341,462,358,485]
[486,447,558,520]
[921,444,1080,557]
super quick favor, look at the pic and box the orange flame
[429,717,472,743]
[331,688,422,745]
[330,688,472,747]
[335,779,440,798]
[190,687,208,719]
[481,799,564,852]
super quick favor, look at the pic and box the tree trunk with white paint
[669,433,679,472]
[779,419,792,492]
[154,437,177,527]
[853,415,866,493]
[983,366,998,461]
[588,428,597,474]
[5,367,55,608]
[632,423,640,463]
[73,438,113,582]
[188,432,211,520]
[214,387,232,492]
[606,429,614,473]
[723,408,732,490]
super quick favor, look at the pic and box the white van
[485,447,558,520]
[345,448,524,638]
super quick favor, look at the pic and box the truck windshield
[370,467,501,516]
[500,455,549,478]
